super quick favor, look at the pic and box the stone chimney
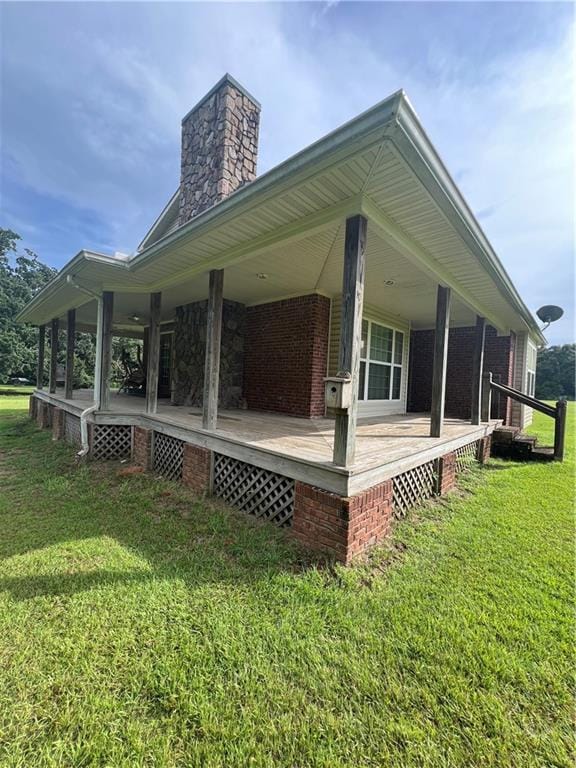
[179,74,260,225]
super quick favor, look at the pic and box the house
[19,74,554,563]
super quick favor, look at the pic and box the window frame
[359,319,405,402]
[526,341,537,398]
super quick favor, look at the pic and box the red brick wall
[407,325,516,422]
[436,452,456,494]
[182,444,212,493]
[293,480,393,563]
[133,427,152,470]
[244,294,330,418]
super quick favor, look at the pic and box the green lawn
[0,396,573,767]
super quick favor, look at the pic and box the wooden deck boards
[45,389,495,472]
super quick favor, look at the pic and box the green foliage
[0,398,572,766]
[536,344,575,401]
[0,228,141,386]
[0,229,56,383]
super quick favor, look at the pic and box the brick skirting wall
[52,407,65,441]
[182,444,212,493]
[408,326,516,422]
[293,480,394,564]
[133,427,153,470]
[244,294,330,418]
[436,452,456,495]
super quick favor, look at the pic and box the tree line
[0,228,139,387]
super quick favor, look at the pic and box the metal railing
[482,372,567,462]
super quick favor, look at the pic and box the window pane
[368,363,390,400]
[358,361,366,400]
[394,332,404,365]
[392,366,402,399]
[360,320,368,359]
[369,324,393,363]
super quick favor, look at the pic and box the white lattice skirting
[392,461,437,518]
[64,413,81,447]
[213,454,295,527]
[91,425,133,461]
[153,433,184,481]
[455,440,480,474]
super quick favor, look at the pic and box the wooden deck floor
[43,388,497,473]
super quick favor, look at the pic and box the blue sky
[1,1,574,343]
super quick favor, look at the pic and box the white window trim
[526,340,537,398]
[357,317,408,417]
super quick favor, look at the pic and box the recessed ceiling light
[129,314,141,323]
[383,279,395,286]
[256,273,268,280]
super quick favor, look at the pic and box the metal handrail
[482,372,567,461]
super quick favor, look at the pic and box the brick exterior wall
[132,427,152,470]
[408,325,516,422]
[477,436,492,464]
[179,75,260,224]
[244,295,331,417]
[292,480,393,563]
[52,407,65,441]
[182,444,213,493]
[436,452,456,495]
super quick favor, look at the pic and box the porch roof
[17,90,545,345]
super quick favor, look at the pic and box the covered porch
[34,387,497,495]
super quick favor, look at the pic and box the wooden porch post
[202,270,224,431]
[333,214,367,467]
[65,308,76,400]
[96,292,114,410]
[145,293,162,414]
[49,318,59,394]
[430,285,451,438]
[470,315,486,425]
[36,325,45,390]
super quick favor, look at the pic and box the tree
[535,344,575,401]
[0,228,141,386]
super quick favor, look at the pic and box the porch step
[491,428,555,462]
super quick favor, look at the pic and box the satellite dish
[536,305,564,331]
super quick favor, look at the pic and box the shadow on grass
[0,413,330,602]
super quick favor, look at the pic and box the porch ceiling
[18,90,544,343]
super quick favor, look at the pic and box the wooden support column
[49,318,59,394]
[202,269,224,431]
[333,214,367,467]
[145,293,162,414]
[481,372,492,422]
[36,325,45,390]
[430,285,451,438]
[470,315,486,425]
[65,308,76,400]
[96,292,114,410]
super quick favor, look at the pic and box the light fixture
[383,279,395,286]
[256,273,268,280]
[129,314,142,323]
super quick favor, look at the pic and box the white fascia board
[137,189,180,251]
[393,96,545,345]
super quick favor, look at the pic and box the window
[358,319,404,401]
[526,342,537,398]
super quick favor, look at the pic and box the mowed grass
[0,396,573,767]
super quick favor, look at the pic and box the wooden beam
[97,292,114,410]
[202,270,224,431]
[470,315,486,425]
[145,293,162,414]
[36,325,45,390]
[49,318,59,394]
[430,285,451,437]
[333,214,367,467]
[65,309,76,400]
[481,372,492,422]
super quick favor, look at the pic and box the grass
[0,396,573,767]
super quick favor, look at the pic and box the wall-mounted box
[324,376,353,411]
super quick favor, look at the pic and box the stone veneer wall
[407,325,516,422]
[179,75,260,225]
[171,300,246,408]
